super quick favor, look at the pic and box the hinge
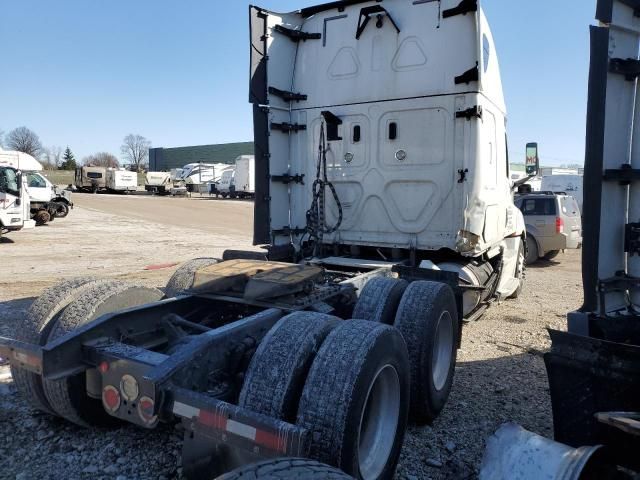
[455,63,479,84]
[271,173,305,185]
[603,164,640,185]
[273,24,321,42]
[442,0,478,19]
[455,105,483,120]
[610,58,640,81]
[626,223,640,256]
[271,122,307,133]
[272,226,307,237]
[621,0,640,17]
[458,168,469,183]
[268,86,308,102]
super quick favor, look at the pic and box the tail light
[556,217,564,234]
[102,385,121,413]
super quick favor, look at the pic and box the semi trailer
[481,0,640,477]
[0,151,73,225]
[1,1,531,479]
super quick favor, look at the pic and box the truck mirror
[525,142,539,176]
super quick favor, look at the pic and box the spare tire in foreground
[297,320,410,480]
[42,280,163,427]
[216,458,354,479]
[11,278,104,415]
[164,257,219,298]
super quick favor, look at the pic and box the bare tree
[83,152,120,168]
[0,129,4,149]
[42,146,63,169]
[6,127,43,157]
[120,134,151,172]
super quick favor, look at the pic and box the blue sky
[0,0,594,165]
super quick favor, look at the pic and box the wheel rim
[358,364,401,480]
[432,311,454,392]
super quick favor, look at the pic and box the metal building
[148,142,254,171]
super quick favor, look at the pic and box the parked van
[515,192,582,263]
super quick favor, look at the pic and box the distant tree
[41,146,63,169]
[120,134,151,172]
[0,129,4,148]
[60,147,77,170]
[6,127,43,157]
[83,152,119,168]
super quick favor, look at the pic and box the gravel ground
[0,195,582,479]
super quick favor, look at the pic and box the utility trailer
[2,1,530,479]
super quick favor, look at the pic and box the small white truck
[0,162,34,239]
[106,168,138,194]
[0,150,73,224]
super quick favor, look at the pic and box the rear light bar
[556,217,564,234]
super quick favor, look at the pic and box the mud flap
[545,328,640,471]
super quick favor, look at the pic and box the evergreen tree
[60,146,77,170]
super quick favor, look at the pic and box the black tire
[34,210,50,225]
[42,281,163,427]
[394,281,459,425]
[53,202,70,218]
[525,235,539,265]
[297,320,409,480]
[352,277,408,325]
[544,250,560,261]
[239,312,339,422]
[10,278,103,415]
[217,458,354,479]
[164,257,219,298]
[509,239,526,299]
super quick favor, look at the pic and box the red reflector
[255,429,287,453]
[556,217,564,234]
[98,361,109,373]
[137,396,158,427]
[198,410,226,430]
[102,385,121,413]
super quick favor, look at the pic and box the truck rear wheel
[217,458,354,479]
[164,257,219,298]
[352,277,408,325]
[42,280,163,427]
[11,278,103,415]
[394,281,459,424]
[297,320,409,480]
[239,311,339,422]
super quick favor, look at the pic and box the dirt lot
[0,193,582,480]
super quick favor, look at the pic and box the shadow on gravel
[527,259,562,269]
[398,351,552,480]
[0,237,15,244]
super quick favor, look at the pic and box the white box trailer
[541,174,584,213]
[231,155,255,198]
[106,169,138,193]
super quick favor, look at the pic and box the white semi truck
[106,168,138,194]
[1,2,532,479]
[0,150,73,225]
